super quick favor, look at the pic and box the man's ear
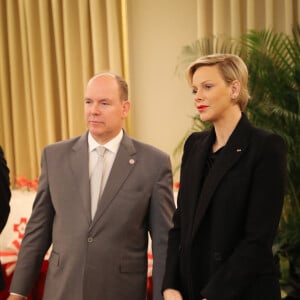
[122,100,131,118]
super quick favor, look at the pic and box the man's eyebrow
[85,98,114,104]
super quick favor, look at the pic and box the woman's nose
[194,92,203,103]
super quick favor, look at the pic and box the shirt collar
[88,130,123,154]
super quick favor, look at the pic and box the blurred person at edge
[7,72,175,300]
[162,54,287,300]
[0,146,11,291]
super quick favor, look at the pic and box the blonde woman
[163,54,287,300]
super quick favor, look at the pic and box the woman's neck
[213,110,242,152]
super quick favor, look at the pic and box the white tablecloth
[0,190,36,274]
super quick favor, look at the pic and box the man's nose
[91,103,101,114]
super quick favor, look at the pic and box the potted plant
[174,25,300,299]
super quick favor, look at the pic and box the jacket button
[88,237,94,243]
[214,252,223,261]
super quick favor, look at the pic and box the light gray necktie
[90,146,106,219]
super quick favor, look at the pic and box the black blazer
[163,114,287,300]
[0,146,11,290]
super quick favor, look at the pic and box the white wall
[127,0,198,179]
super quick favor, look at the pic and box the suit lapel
[191,114,252,238]
[70,133,91,223]
[92,133,136,224]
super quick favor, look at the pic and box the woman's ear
[231,80,241,100]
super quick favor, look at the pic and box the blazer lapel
[70,132,91,223]
[92,133,136,224]
[181,132,214,230]
[191,114,252,238]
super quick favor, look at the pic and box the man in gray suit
[8,72,175,300]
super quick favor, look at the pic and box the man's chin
[89,128,104,137]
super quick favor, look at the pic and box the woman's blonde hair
[186,54,250,111]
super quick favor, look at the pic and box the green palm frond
[175,35,241,77]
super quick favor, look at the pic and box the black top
[204,146,225,178]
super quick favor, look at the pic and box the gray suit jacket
[10,132,175,300]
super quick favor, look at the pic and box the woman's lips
[197,105,208,112]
